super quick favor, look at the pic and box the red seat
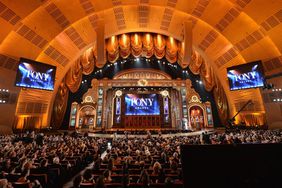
[12,182,32,188]
[80,182,95,187]
[105,182,123,187]
[28,174,48,185]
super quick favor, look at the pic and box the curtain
[119,34,131,59]
[105,33,177,62]
[57,32,230,126]
[107,36,119,63]
[51,78,69,129]
[81,47,95,75]
[131,33,142,57]
[15,116,43,129]
[65,59,82,93]
[165,37,178,64]
[153,34,166,59]
[189,51,203,75]
[200,60,215,92]
[213,78,229,125]
[239,114,265,126]
[142,33,154,58]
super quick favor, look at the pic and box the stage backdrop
[125,94,160,116]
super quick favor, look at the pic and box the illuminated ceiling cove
[0,0,281,124]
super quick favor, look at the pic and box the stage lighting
[263,81,274,90]
[160,90,169,97]
[115,90,122,97]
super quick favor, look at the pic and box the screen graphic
[227,61,264,91]
[15,58,56,91]
[125,94,160,115]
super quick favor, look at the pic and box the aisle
[63,146,110,188]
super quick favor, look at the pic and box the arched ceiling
[0,0,282,122]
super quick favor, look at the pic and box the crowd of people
[0,132,108,188]
[1,129,282,188]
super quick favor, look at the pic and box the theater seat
[28,174,48,186]
[12,182,32,188]
[105,183,123,187]
[128,182,184,188]
[80,182,95,187]
[128,183,142,187]
[6,174,21,182]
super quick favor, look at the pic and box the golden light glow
[134,33,139,43]
[122,34,127,44]
[111,36,116,44]
[157,34,162,46]
[145,33,151,41]
[169,37,174,44]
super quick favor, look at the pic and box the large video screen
[125,94,160,115]
[15,58,56,91]
[227,61,264,91]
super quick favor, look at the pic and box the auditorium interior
[0,0,282,187]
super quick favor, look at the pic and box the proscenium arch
[113,68,172,80]
[37,27,261,126]
[1,1,279,126]
[44,29,238,128]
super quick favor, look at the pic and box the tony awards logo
[26,70,50,82]
[130,98,154,110]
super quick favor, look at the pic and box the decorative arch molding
[77,104,96,129]
[8,2,277,129]
[0,1,275,130]
[113,68,172,80]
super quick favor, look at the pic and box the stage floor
[80,128,215,138]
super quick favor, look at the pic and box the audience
[137,169,150,187]
[71,175,82,188]
[82,169,95,183]
[0,133,108,187]
[1,129,282,187]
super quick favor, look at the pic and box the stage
[67,69,216,131]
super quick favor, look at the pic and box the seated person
[0,178,12,188]
[137,169,151,187]
[35,159,48,174]
[72,175,82,188]
[17,169,42,188]
[103,169,112,183]
[82,169,95,183]
[95,175,105,188]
